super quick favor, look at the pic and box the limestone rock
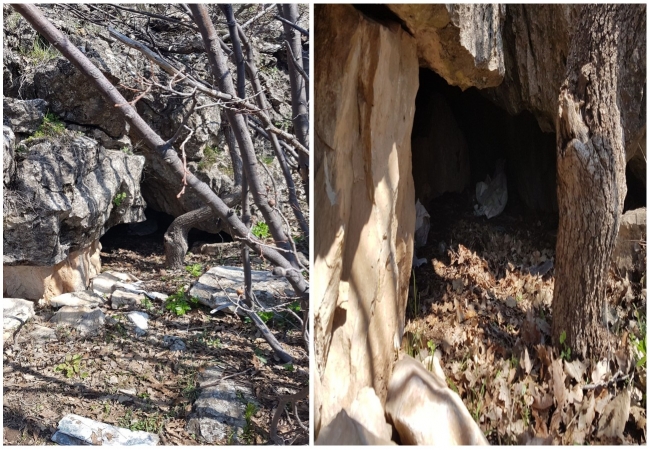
[348,387,394,443]
[388,4,506,90]
[190,266,295,315]
[3,133,145,267]
[385,355,489,445]
[111,289,144,309]
[3,298,35,341]
[314,4,418,435]
[50,305,106,336]
[24,324,57,344]
[186,366,258,444]
[3,98,49,135]
[315,409,396,445]
[3,125,15,186]
[52,414,159,446]
[50,290,105,309]
[3,241,101,301]
[612,207,646,275]
[474,159,508,219]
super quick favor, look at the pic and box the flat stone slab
[111,289,144,309]
[24,324,57,344]
[50,290,105,308]
[49,306,105,336]
[190,266,296,315]
[52,414,159,445]
[3,298,35,340]
[186,366,258,444]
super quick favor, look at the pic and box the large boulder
[388,4,506,90]
[314,4,418,436]
[3,129,145,300]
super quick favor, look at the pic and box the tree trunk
[552,4,644,360]
[164,206,215,269]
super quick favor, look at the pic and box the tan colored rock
[386,355,489,445]
[612,207,646,274]
[348,387,394,443]
[314,4,417,436]
[3,240,101,301]
[315,409,396,446]
[388,4,506,90]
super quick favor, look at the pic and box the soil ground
[404,192,646,445]
[3,229,309,445]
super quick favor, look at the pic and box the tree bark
[279,4,310,203]
[552,4,644,359]
[164,206,214,269]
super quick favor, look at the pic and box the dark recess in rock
[412,68,558,215]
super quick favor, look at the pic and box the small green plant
[288,301,301,313]
[141,297,153,310]
[21,37,59,64]
[559,330,572,361]
[509,355,519,369]
[258,311,274,323]
[55,354,88,379]
[185,263,203,277]
[427,340,436,354]
[254,348,268,365]
[27,112,66,141]
[262,155,274,165]
[121,146,133,155]
[197,145,221,170]
[165,286,199,316]
[447,377,459,395]
[633,310,647,368]
[516,293,523,303]
[242,402,258,444]
[113,192,127,207]
[252,221,270,239]
[283,363,295,372]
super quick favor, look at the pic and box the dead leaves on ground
[411,209,646,445]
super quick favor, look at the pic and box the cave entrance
[100,207,232,264]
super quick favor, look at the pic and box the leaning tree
[553,4,645,360]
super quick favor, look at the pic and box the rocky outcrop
[314,4,418,436]
[3,122,145,299]
[2,5,233,232]
[388,4,506,90]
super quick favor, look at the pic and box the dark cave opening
[412,68,558,219]
[412,68,646,220]
[100,207,232,255]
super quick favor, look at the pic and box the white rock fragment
[52,414,159,445]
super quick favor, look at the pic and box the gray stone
[50,290,104,308]
[3,98,49,134]
[26,324,57,344]
[4,135,146,267]
[111,289,144,309]
[52,414,158,445]
[3,298,35,340]
[316,409,396,445]
[91,272,122,295]
[127,311,149,336]
[163,336,186,352]
[50,305,105,336]
[186,366,258,444]
[612,207,646,274]
[3,125,15,186]
[475,159,508,219]
[190,266,295,316]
